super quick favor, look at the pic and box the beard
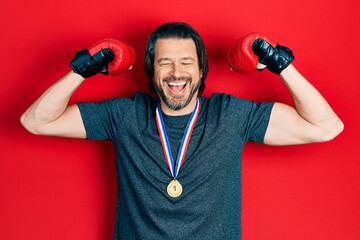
[154,76,201,111]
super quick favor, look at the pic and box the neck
[160,97,198,116]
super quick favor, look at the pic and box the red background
[0,0,359,239]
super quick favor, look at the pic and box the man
[21,22,343,239]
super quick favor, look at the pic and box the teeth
[168,82,186,86]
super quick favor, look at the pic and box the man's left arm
[228,33,343,146]
[264,64,344,146]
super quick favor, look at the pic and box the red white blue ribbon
[155,99,200,178]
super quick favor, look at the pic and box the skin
[153,38,202,116]
[20,37,343,144]
[264,64,344,145]
[20,71,87,138]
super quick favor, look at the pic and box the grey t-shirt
[77,92,274,240]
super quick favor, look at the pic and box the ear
[200,69,203,79]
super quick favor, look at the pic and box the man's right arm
[20,38,135,138]
[20,71,87,138]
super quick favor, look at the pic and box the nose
[170,62,182,79]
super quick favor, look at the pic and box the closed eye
[158,61,171,67]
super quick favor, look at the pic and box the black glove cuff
[69,49,97,78]
[252,39,294,75]
[270,44,294,74]
[69,48,115,78]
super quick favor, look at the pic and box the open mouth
[167,81,187,93]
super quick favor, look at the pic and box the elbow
[319,118,344,142]
[20,112,40,135]
[337,119,345,135]
[330,118,344,140]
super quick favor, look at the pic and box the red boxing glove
[88,38,136,76]
[227,33,294,74]
[227,33,276,74]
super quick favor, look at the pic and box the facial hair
[154,76,201,111]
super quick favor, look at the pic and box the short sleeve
[206,94,274,144]
[77,97,132,140]
[245,101,274,143]
[217,94,274,144]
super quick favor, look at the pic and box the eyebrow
[157,57,196,63]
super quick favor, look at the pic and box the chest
[114,113,245,186]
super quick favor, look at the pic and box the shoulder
[77,92,156,119]
[201,93,256,113]
[200,93,274,124]
[95,92,155,109]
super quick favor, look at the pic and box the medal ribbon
[155,98,200,178]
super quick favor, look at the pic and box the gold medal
[167,179,183,198]
[156,99,200,198]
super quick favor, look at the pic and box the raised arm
[228,32,343,146]
[20,38,135,138]
[20,71,87,138]
[264,64,343,145]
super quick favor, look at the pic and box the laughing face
[153,38,202,115]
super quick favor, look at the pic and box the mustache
[163,76,192,82]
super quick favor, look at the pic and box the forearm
[21,71,85,133]
[279,64,344,138]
